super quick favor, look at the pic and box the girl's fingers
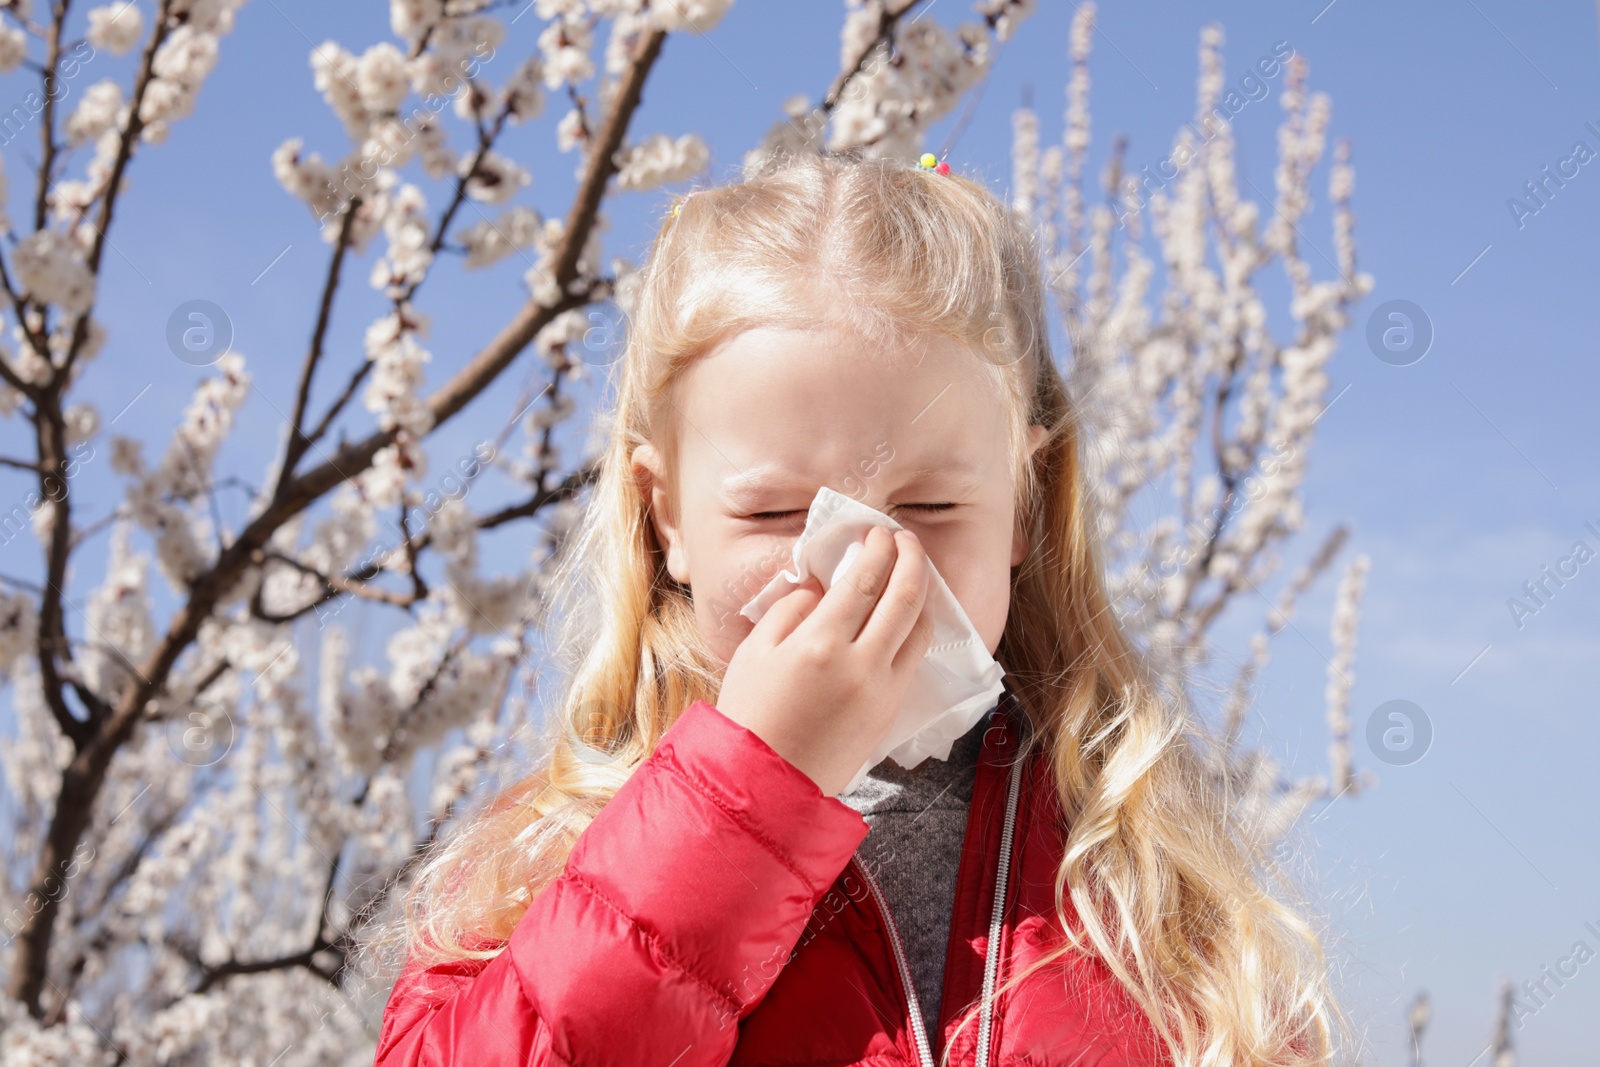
[856,529,931,662]
[798,524,901,644]
[750,575,823,646]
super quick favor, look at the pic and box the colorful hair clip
[671,189,704,218]
[918,152,951,176]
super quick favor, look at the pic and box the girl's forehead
[664,326,1017,484]
[680,410,1011,504]
[682,326,1005,404]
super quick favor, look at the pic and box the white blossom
[63,403,98,446]
[406,49,469,100]
[442,569,528,636]
[304,483,379,580]
[975,0,1038,42]
[367,180,432,295]
[649,0,735,34]
[172,0,244,36]
[311,39,368,140]
[86,2,144,56]
[1324,553,1370,790]
[360,441,411,509]
[601,7,654,79]
[390,0,443,42]
[152,24,219,87]
[79,521,156,704]
[12,230,95,314]
[132,1,241,149]
[122,353,250,591]
[523,215,567,307]
[0,584,38,679]
[556,106,588,152]
[461,148,530,204]
[362,302,435,438]
[108,434,145,476]
[809,11,997,163]
[65,79,124,146]
[378,603,512,767]
[615,132,708,192]
[0,23,25,74]
[457,204,541,269]
[357,41,411,114]
[271,137,346,223]
[500,55,544,122]
[136,76,197,139]
[428,13,504,76]
[0,997,115,1066]
[538,13,593,89]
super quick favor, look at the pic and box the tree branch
[299,356,373,454]
[278,200,361,487]
[57,0,178,386]
[31,0,65,235]
[819,0,929,112]
[32,393,92,750]
[192,944,334,996]
[6,26,670,1016]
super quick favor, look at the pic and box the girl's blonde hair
[365,148,1351,1067]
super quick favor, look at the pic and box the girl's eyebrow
[717,463,795,509]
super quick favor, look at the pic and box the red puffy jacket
[374,691,1171,1066]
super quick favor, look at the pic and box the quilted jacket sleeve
[372,698,870,1066]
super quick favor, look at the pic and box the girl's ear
[631,442,691,588]
[1011,423,1051,567]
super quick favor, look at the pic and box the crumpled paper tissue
[737,485,1007,794]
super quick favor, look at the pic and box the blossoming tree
[0,0,1471,1062]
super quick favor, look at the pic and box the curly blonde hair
[360,147,1353,1067]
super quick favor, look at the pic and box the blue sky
[1,0,1596,1063]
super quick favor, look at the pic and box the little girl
[369,149,1347,1066]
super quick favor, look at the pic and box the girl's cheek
[699,544,788,639]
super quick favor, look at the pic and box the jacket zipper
[849,745,1025,1067]
[852,854,935,1067]
[974,752,1025,1067]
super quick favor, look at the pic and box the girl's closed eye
[747,503,958,521]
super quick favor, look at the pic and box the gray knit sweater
[834,707,991,1034]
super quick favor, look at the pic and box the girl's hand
[715,525,936,797]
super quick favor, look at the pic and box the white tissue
[737,485,1007,794]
